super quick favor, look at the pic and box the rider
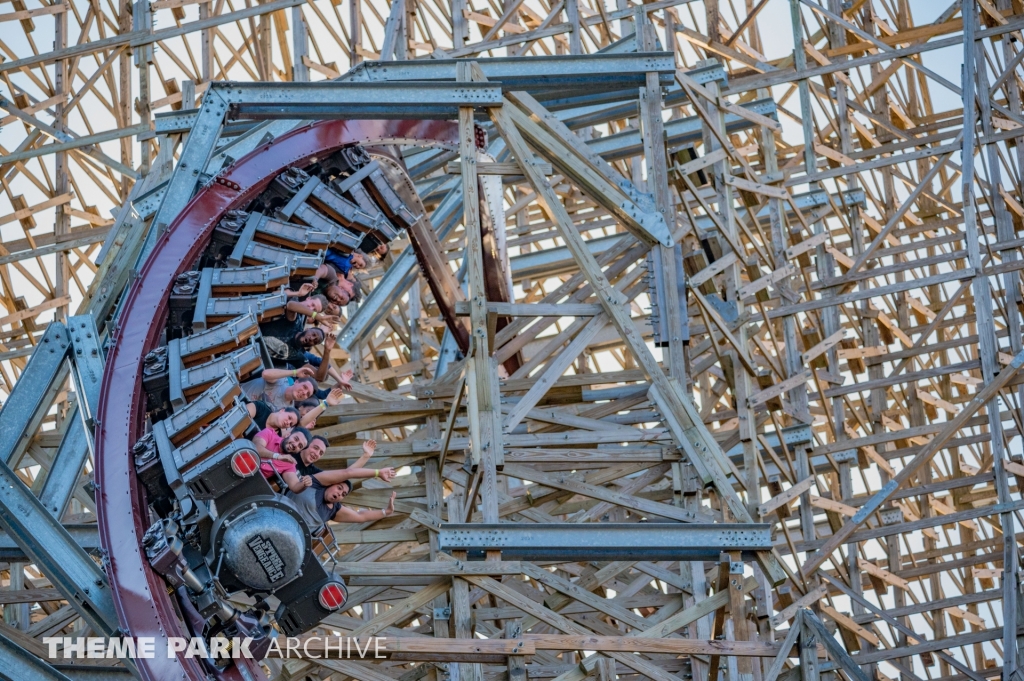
[254,425,312,474]
[245,403,300,432]
[282,439,397,523]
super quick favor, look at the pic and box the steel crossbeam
[221,81,503,119]
[0,635,74,681]
[0,525,100,561]
[39,316,105,521]
[0,324,72,470]
[342,53,675,92]
[439,523,772,561]
[0,315,120,640]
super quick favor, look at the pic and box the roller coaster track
[4,22,1021,681]
[95,119,459,681]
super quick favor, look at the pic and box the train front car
[129,144,418,671]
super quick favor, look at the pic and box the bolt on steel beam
[439,523,772,561]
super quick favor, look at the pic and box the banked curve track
[94,119,460,681]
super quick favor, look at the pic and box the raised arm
[312,465,395,487]
[280,470,313,494]
[313,264,336,284]
[336,368,353,392]
[284,282,316,299]
[299,387,344,428]
[263,366,314,384]
[350,438,375,469]
[312,332,337,383]
[253,432,276,461]
[285,300,316,317]
[330,492,396,523]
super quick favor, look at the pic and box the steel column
[439,523,772,560]
[0,318,118,637]
[39,315,105,521]
[0,323,71,469]
[0,635,73,681]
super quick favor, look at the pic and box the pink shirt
[255,427,290,478]
[260,457,297,478]
[255,427,283,453]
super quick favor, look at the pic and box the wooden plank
[0,0,307,74]
[0,193,73,228]
[524,635,781,656]
[447,161,553,175]
[0,2,68,23]
[747,369,811,409]
[802,350,1024,576]
[0,587,65,604]
[820,604,880,646]
[810,496,857,517]
[759,476,816,516]
[454,302,602,317]
[456,568,685,681]
[723,174,788,199]
[801,329,846,365]
[769,584,828,627]
[738,263,796,299]
[501,463,712,523]
[689,251,738,287]
[0,296,72,327]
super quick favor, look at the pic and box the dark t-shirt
[261,314,305,341]
[264,336,309,369]
[287,478,337,528]
[310,267,339,299]
[250,400,273,430]
[295,459,323,477]
[358,233,383,255]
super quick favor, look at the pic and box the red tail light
[230,450,259,477]
[318,583,346,610]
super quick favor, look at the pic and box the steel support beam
[438,523,772,561]
[0,525,100,561]
[149,89,229,234]
[339,179,464,353]
[588,98,777,161]
[0,434,118,637]
[342,53,675,92]
[0,323,71,469]
[39,315,105,520]
[221,81,502,120]
[0,318,118,638]
[0,635,74,681]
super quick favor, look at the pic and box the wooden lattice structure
[1,2,1024,681]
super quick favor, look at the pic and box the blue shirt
[324,249,354,277]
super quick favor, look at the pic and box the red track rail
[94,119,459,681]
